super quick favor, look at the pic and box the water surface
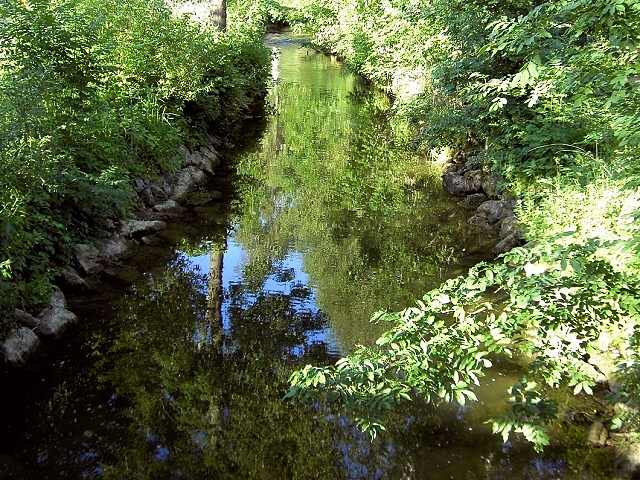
[0,34,611,480]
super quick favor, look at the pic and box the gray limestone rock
[59,267,88,290]
[96,235,132,261]
[476,200,513,225]
[120,220,167,238]
[499,215,520,240]
[37,287,77,337]
[185,151,215,175]
[481,174,500,199]
[1,327,40,366]
[463,193,488,210]
[443,169,484,196]
[153,199,180,212]
[14,309,38,329]
[38,307,77,337]
[74,243,102,275]
[494,233,522,254]
[172,166,208,200]
[588,421,608,447]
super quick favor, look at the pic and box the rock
[74,243,102,275]
[1,327,40,366]
[615,441,640,478]
[494,233,522,254]
[201,146,220,168]
[38,307,77,337]
[141,235,163,246]
[14,309,38,328]
[476,200,513,225]
[499,215,520,240]
[59,267,88,290]
[185,151,214,175]
[182,190,223,206]
[49,286,67,309]
[442,169,483,196]
[133,178,149,193]
[138,186,156,207]
[75,236,132,274]
[467,214,498,236]
[172,166,208,200]
[149,178,172,202]
[153,200,180,212]
[481,174,500,198]
[37,287,77,337]
[120,220,167,238]
[96,235,131,261]
[463,193,487,209]
[588,421,608,447]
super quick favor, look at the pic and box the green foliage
[289,234,640,451]
[0,0,269,335]
[283,0,640,451]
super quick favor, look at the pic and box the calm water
[0,34,610,479]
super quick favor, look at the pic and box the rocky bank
[1,139,226,367]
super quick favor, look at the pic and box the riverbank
[0,0,271,364]
[282,0,640,474]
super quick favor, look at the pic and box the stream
[0,34,607,480]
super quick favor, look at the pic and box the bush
[0,0,269,336]
[286,0,640,450]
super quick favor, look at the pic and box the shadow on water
[0,33,609,479]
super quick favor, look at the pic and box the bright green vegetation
[285,0,640,451]
[0,0,270,334]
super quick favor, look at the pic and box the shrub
[0,0,269,336]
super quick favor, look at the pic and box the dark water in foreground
[0,34,610,479]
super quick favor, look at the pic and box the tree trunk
[210,0,226,32]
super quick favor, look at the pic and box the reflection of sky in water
[182,228,341,356]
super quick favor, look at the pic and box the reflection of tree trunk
[275,119,285,154]
[207,240,225,350]
[209,0,226,32]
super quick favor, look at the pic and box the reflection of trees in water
[231,49,478,351]
[101,256,341,479]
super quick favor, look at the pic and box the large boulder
[443,169,483,196]
[494,233,522,254]
[184,150,215,175]
[1,327,40,366]
[462,193,487,210]
[58,267,88,290]
[476,200,514,225]
[172,166,208,201]
[120,220,167,238]
[14,309,38,328]
[588,421,608,447]
[153,199,181,212]
[74,236,132,275]
[74,243,102,275]
[38,308,77,337]
[467,213,498,237]
[201,146,220,169]
[499,215,520,240]
[37,287,78,337]
[96,235,132,261]
[481,174,500,199]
